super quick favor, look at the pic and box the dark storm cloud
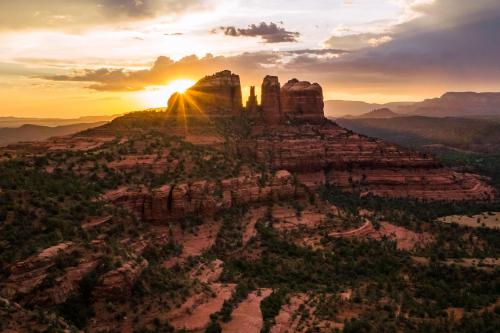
[321,0,500,81]
[217,22,300,43]
[0,0,206,30]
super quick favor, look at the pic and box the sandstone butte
[163,70,495,203]
[0,71,497,331]
[4,70,495,225]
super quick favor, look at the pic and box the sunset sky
[1,0,499,118]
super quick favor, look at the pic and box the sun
[168,79,195,94]
[137,79,195,108]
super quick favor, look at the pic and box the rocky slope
[0,70,499,332]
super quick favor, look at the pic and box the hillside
[336,116,500,154]
[324,100,413,118]
[0,114,120,128]
[355,108,400,119]
[0,71,498,332]
[326,92,500,119]
[0,122,108,145]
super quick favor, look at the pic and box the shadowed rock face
[103,170,302,222]
[167,70,242,117]
[261,75,282,124]
[280,79,325,123]
[246,86,259,114]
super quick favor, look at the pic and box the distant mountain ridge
[401,92,500,117]
[0,122,108,145]
[336,115,500,153]
[326,92,500,118]
[324,100,413,118]
[0,114,121,128]
[349,108,400,119]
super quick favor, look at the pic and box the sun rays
[138,79,195,108]
[165,87,213,134]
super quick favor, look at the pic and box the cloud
[216,22,300,43]
[36,0,500,97]
[325,33,393,50]
[284,49,349,56]
[0,0,206,30]
[41,53,282,91]
[319,0,500,81]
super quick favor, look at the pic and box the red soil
[222,288,273,333]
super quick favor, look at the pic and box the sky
[0,0,499,118]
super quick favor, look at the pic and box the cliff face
[261,75,282,124]
[280,79,325,123]
[103,170,302,222]
[260,76,325,124]
[239,122,495,201]
[167,70,242,117]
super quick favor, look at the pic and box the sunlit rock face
[167,70,242,117]
[280,79,325,123]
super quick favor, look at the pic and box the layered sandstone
[261,75,282,124]
[280,79,325,123]
[92,259,148,299]
[239,122,496,201]
[167,70,242,117]
[103,170,303,221]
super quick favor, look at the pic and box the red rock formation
[280,79,324,123]
[246,86,259,114]
[103,170,303,221]
[0,242,75,299]
[167,70,242,117]
[239,122,496,201]
[93,260,148,299]
[261,75,281,124]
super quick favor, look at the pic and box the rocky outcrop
[246,86,259,114]
[103,170,303,221]
[0,242,101,306]
[239,122,496,201]
[0,242,75,299]
[280,79,325,123]
[34,260,99,305]
[261,75,282,124]
[167,70,242,117]
[93,260,148,299]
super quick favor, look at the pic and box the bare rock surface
[222,288,273,333]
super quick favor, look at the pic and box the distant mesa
[353,108,400,119]
[402,92,500,117]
